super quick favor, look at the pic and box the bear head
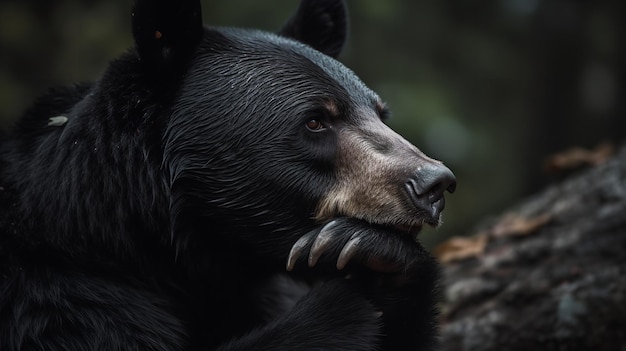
[132,0,457,257]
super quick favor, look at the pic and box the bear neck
[3,61,177,265]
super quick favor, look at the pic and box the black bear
[0,0,456,350]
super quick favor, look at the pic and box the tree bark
[438,144,626,351]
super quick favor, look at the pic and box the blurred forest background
[0,0,624,248]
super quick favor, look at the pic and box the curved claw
[286,230,316,271]
[337,235,361,270]
[308,220,340,268]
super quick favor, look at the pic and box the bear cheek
[314,127,411,225]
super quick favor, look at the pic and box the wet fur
[0,1,442,350]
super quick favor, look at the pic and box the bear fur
[0,1,455,350]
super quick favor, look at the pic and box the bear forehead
[198,26,381,111]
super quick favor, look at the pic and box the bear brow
[323,100,341,118]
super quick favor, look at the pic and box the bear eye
[305,119,326,132]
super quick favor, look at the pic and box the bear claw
[308,220,340,267]
[286,219,369,272]
[286,230,316,271]
[336,236,361,270]
[286,220,350,272]
[286,218,421,275]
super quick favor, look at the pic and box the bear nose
[405,163,456,221]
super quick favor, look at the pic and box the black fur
[0,1,440,350]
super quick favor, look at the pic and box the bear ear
[132,0,203,70]
[279,0,348,58]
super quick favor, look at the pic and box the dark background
[1,0,624,247]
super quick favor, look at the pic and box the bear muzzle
[405,162,456,224]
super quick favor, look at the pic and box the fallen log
[437,144,626,351]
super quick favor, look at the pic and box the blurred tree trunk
[437,144,626,351]
[525,0,626,192]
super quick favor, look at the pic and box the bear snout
[405,163,456,223]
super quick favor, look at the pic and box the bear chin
[393,224,424,239]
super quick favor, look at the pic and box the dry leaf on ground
[434,234,489,263]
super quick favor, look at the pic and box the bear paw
[286,218,431,285]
